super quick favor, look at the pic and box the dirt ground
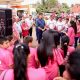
[32,27,38,48]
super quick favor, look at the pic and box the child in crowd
[23,36,37,68]
[0,36,13,74]
[75,19,80,48]
[54,49,80,80]
[7,35,15,52]
[60,35,75,58]
[67,20,77,46]
[59,35,75,76]
[7,35,17,59]
[23,36,33,47]
[63,49,80,80]
[0,43,47,80]
[7,35,15,46]
[37,30,64,80]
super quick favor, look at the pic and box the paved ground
[32,27,38,48]
[31,27,80,48]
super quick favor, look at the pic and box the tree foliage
[36,0,58,13]
[60,3,70,13]
[36,0,70,13]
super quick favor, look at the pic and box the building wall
[71,4,80,13]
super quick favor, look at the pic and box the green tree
[36,0,58,13]
[36,0,70,13]
[60,3,70,13]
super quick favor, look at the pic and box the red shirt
[21,22,29,37]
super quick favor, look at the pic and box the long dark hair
[37,41,48,67]
[13,43,30,80]
[61,35,70,58]
[67,49,80,80]
[70,20,77,34]
[37,30,60,66]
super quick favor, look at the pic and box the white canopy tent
[0,0,23,5]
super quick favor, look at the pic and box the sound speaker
[0,8,12,36]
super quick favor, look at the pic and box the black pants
[75,37,78,48]
[29,28,32,36]
[60,32,66,37]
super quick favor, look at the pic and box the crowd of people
[0,12,80,80]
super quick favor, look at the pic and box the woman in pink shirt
[63,49,80,80]
[60,35,75,57]
[37,30,64,80]
[0,36,13,74]
[23,36,37,68]
[7,35,15,58]
[0,43,47,80]
[59,35,75,76]
[54,49,80,80]
[67,20,77,46]
[75,19,80,48]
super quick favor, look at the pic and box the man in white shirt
[56,17,65,32]
[46,15,56,30]
[25,15,33,36]
[13,16,21,40]
[14,16,22,38]
[64,18,69,32]
[56,17,65,37]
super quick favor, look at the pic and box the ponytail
[13,44,30,80]
[61,35,69,58]
[62,43,68,57]
[70,20,77,34]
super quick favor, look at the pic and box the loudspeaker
[0,9,12,36]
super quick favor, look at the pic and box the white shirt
[56,21,65,32]
[25,18,33,29]
[47,19,56,30]
[14,22,22,33]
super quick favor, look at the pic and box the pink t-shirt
[67,27,75,46]
[0,48,13,72]
[43,48,64,80]
[59,46,75,58]
[0,68,47,80]
[28,68,47,80]
[28,47,37,68]
[43,62,59,80]
[7,45,14,53]
[53,48,64,65]
[7,45,14,59]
